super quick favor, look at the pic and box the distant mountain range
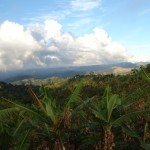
[0,62,148,83]
[11,67,133,86]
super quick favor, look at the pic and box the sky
[0,0,150,71]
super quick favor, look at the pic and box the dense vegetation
[0,82,39,104]
[0,64,150,150]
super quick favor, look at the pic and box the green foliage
[0,64,150,149]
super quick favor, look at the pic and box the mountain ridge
[0,62,148,83]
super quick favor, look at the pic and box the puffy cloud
[0,21,40,70]
[0,19,128,71]
[71,0,101,11]
[44,20,62,39]
[74,28,127,65]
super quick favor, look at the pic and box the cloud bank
[0,19,129,71]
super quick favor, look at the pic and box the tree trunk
[102,126,115,150]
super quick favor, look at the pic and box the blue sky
[0,0,150,70]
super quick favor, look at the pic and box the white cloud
[0,21,40,70]
[71,0,101,11]
[0,19,129,71]
[44,20,62,39]
[74,28,127,65]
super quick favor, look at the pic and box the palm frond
[44,97,59,124]
[107,94,120,122]
[67,81,83,109]
[13,119,25,137]
[2,98,50,124]
[122,124,141,141]
[73,96,96,113]
[18,129,30,150]
[106,86,110,110]
[40,87,60,124]
[28,88,46,113]
[90,99,107,122]
[0,107,19,120]
[112,109,150,125]
[91,108,106,122]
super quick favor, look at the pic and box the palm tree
[90,86,150,150]
[0,81,84,150]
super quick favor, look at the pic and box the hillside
[11,77,61,86]
[0,64,150,150]
[11,66,134,86]
[0,62,139,82]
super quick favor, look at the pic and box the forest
[0,64,150,150]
